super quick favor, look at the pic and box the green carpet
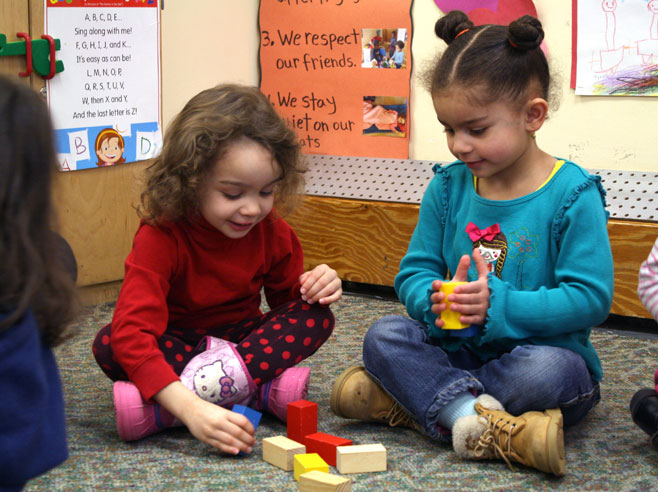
[26,295,658,491]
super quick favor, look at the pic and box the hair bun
[507,15,544,50]
[435,10,474,44]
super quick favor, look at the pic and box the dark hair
[140,84,305,222]
[0,75,76,346]
[429,10,550,107]
[396,40,405,49]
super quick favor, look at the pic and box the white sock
[436,391,477,430]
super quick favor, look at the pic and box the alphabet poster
[45,0,161,171]
[259,0,412,159]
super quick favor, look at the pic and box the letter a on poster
[259,0,412,159]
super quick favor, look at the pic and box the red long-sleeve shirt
[110,213,303,400]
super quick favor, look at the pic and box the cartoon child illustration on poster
[95,128,126,167]
[466,222,508,279]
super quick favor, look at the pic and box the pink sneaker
[113,381,180,442]
[253,366,311,422]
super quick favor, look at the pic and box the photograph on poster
[362,96,407,137]
[361,28,407,68]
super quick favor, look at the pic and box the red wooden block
[287,400,317,444]
[304,432,353,467]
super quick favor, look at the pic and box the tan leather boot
[453,401,566,477]
[330,366,421,431]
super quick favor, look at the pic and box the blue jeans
[362,315,600,441]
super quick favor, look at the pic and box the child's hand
[154,382,255,455]
[299,264,342,305]
[429,278,447,328]
[430,249,491,328]
[184,398,256,455]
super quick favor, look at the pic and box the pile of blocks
[235,400,387,491]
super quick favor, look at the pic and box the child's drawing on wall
[95,128,126,167]
[637,0,658,65]
[577,0,658,95]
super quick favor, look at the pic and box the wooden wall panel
[286,196,419,286]
[287,196,658,319]
[608,220,656,318]
[52,161,148,291]
[0,1,30,79]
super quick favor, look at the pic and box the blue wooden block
[232,404,262,429]
[232,404,262,456]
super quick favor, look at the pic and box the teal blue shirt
[394,160,614,381]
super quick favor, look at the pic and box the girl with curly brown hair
[92,84,342,455]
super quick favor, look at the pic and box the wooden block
[304,432,352,467]
[262,435,306,471]
[298,470,351,492]
[232,404,262,429]
[293,453,329,481]
[336,444,387,474]
[287,400,318,444]
[232,405,261,456]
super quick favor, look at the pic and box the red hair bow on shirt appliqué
[466,222,501,242]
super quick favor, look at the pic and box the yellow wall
[160,1,260,128]
[162,1,657,172]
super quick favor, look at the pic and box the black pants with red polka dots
[92,300,335,387]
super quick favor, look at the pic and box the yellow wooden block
[439,281,469,330]
[294,453,329,481]
[336,444,386,474]
[262,435,306,471]
[298,470,351,492]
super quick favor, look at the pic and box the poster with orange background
[259,0,412,159]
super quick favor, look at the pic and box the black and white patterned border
[303,155,658,222]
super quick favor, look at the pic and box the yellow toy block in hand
[439,281,478,337]
[294,453,329,481]
[440,281,469,330]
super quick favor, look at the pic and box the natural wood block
[298,470,351,492]
[304,432,352,467]
[287,400,318,444]
[262,435,306,471]
[336,444,387,474]
[294,453,329,481]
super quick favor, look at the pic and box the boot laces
[474,414,517,471]
[384,402,422,432]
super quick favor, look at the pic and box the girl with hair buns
[330,11,613,476]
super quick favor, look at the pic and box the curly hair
[427,10,552,108]
[0,75,76,347]
[140,84,305,223]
